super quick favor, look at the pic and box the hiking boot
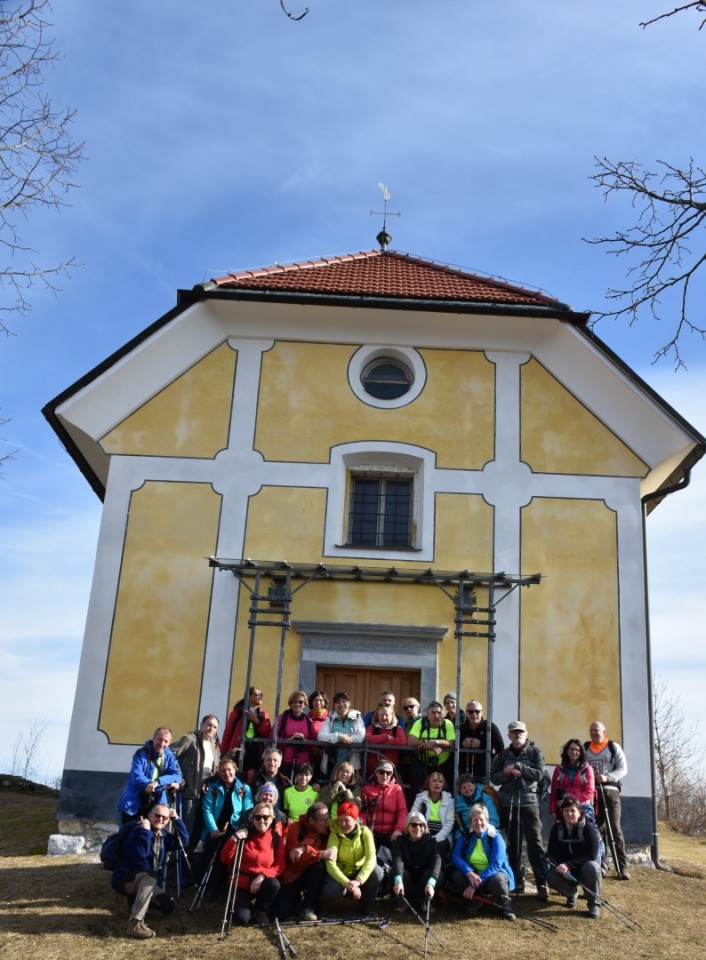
[565,893,577,909]
[536,883,549,901]
[254,911,269,926]
[514,883,525,895]
[588,904,601,920]
[301,908,318,922]
[126,919,156,939]
[501,898,516,921]
[619,869,631,880]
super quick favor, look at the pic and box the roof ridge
[212,249,558,304]
[203,249,572,311]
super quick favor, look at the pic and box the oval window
[361,358,412,400]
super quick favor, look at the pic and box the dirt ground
[1,785,704,960]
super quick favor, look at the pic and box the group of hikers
[108,687,629,940]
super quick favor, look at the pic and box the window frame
[346,470,414,549]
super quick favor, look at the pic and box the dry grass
[1,785,705,960]
[658,821,706,876]
[0,779,58,857]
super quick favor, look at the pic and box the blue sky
[1,0,705,782]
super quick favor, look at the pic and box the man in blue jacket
[116,726,183,823]
[112,803,188,939]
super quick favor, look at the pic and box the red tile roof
[208,250,566,308]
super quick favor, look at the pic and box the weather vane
[370,183,401,251]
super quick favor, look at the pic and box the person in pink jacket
[549,739,596,818]
[276,690,317,778]
[360,759,408,852]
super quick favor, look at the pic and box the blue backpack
[100,821,139,871]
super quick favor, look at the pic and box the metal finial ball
[377,229,392,251]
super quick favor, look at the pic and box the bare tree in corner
[0,1,83,336]
[587,5,706,367]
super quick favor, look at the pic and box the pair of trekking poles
[597,782,626,880]
[542,854,641,931]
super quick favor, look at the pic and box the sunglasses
[253,815,273,822]
[292,699,307,705]
[467,709,482,714]
[376,770,393,777]
[152,814,169,821]
[408,822,425,829]
[403,704,417,710]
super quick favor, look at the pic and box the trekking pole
[598,783,623,879]
[174,792,183,897]
[400,896,444,948]
[190,836,223,913]
[423,897,430,960]
[278,916,390,929]
[509,782,523,888]
[219,836,244,940]
[274,918,298,958]
[172,823,198,895]
[469,892,558,932]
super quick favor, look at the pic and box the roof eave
[42,299,192,501]
[191,282,588,323]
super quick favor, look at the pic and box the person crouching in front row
[446,802,516,921]
[220,802,286,925]
[319,801,383,912]
[111,803,188,940]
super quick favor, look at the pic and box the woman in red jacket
[220,802,286,925]
[360,760,408,852]
[220,687,273,772]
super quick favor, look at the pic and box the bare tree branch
[653,677,706,835]
[640,3,706,29]
[586,157,706,368]
[0,1,84,334]
[279,0,309,21]
[4,714,49,782]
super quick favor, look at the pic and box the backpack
[100,821,139,871]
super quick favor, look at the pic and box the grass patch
[1,783,705,959]
[0,778,58,857]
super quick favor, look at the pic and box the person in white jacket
[317,691,365,775]
[410,770,455,859]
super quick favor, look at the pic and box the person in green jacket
[319,801,384,910]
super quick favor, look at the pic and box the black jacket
[458,717,504,779]
[391,832,442,884]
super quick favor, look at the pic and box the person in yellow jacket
[319,801,384,911]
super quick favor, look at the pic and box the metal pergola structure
[209,557,542,781]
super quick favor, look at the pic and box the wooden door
[315,665,421,717]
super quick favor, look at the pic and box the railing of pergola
[208,557,542,783]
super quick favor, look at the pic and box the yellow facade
[100,481,221,743]
[521,358,648,477]
[225,485,496,710]
[101,342,237,458]
[255,341,495,469]
[520,497,622,752]
[99,337,637,744]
